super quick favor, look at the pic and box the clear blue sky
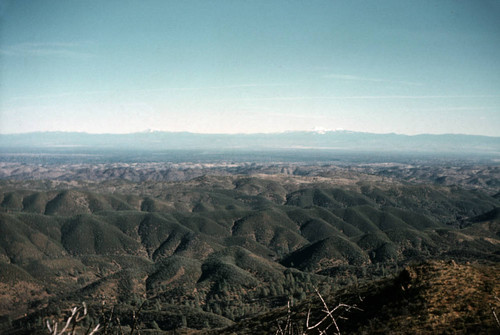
[1,0,499,135]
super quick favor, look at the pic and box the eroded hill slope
[0,176,498,333]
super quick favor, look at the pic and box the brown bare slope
[211,260,500,334]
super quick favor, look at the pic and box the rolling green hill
[0,175,499,333]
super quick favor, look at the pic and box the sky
[1,0,500,136]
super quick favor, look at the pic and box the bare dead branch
[46,302,100,335]
[277,287,363,335]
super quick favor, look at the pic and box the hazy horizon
[1,1,500,136]
[1,128,500,138]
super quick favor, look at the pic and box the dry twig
[276,288,362,335]
[46,302,100,335]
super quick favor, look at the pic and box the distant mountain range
[1,130,499,155]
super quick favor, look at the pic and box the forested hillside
[0,172,498,333]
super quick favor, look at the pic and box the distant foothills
[1,130,499,155]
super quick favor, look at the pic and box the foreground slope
[211,260,500,334]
